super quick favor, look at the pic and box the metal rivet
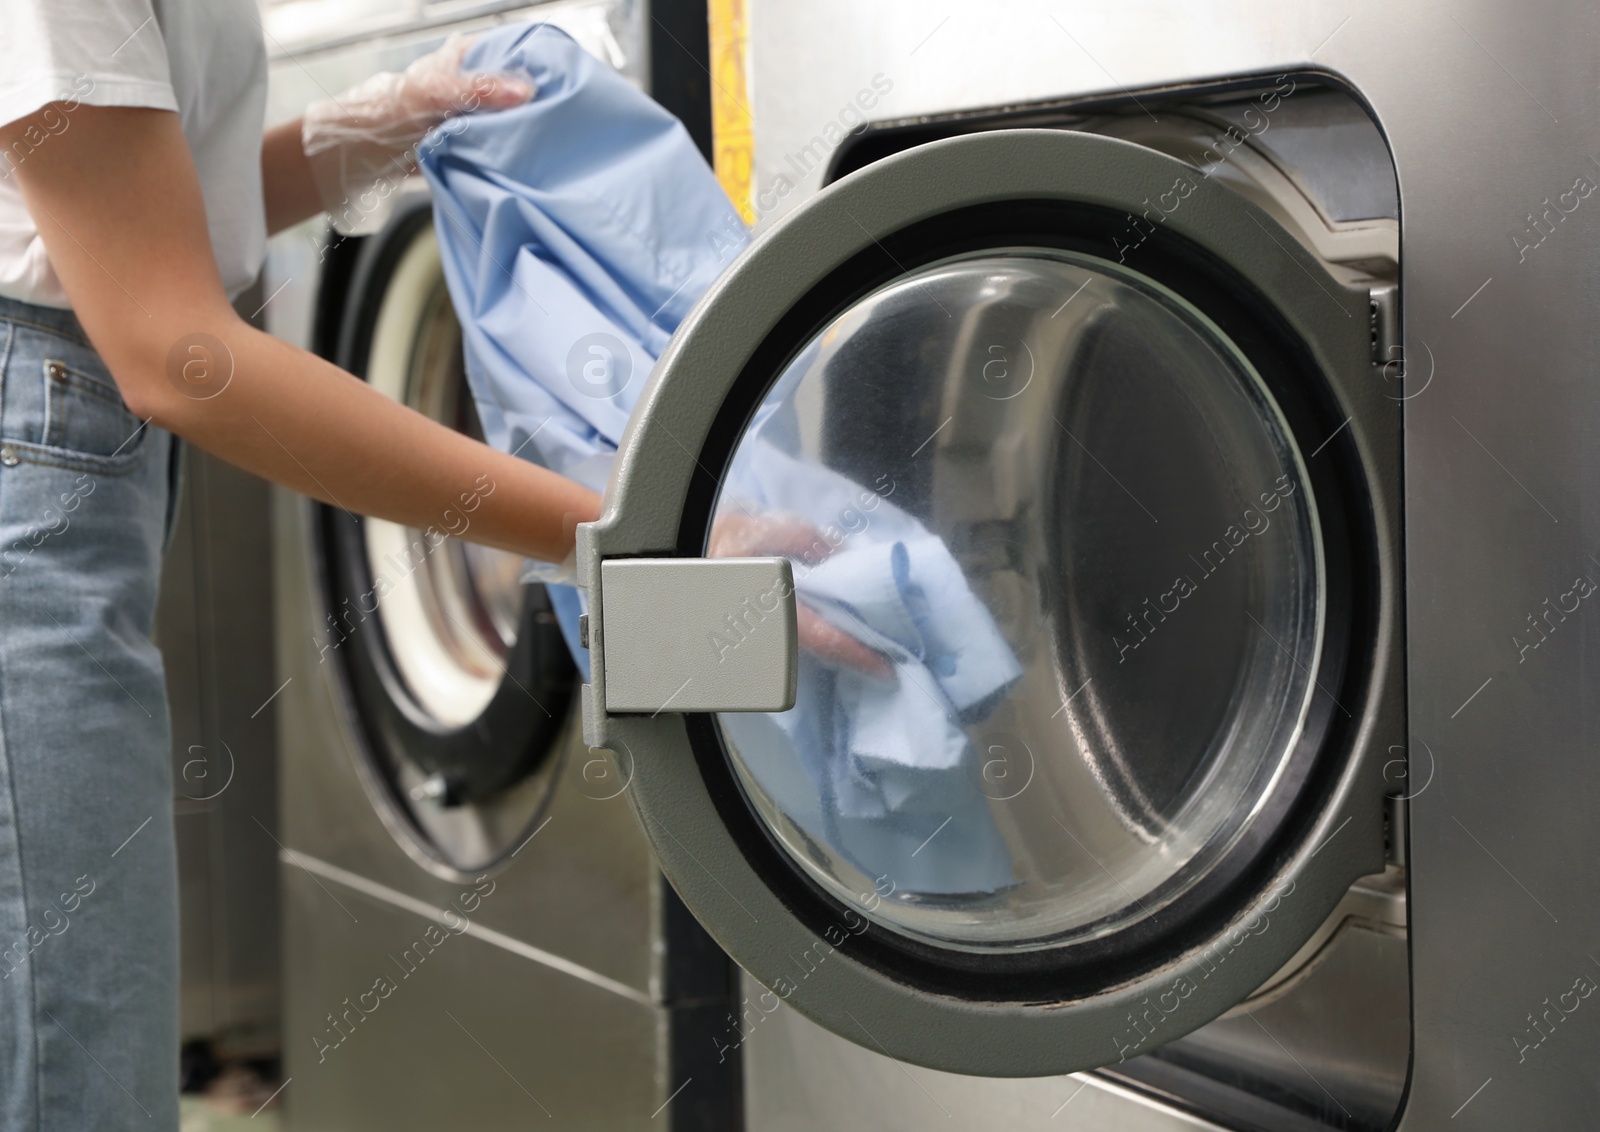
[45,362,66,382]
[0,447,19,467]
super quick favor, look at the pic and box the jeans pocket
[43,357,148,461]
[0,324,151,476]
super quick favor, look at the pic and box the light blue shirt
[419,23,1019,895]
[418,22,750,674]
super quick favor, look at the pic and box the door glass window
[362,252,526,729]
[709,250,1322,953]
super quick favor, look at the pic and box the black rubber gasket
[314,198,576,811]
[672,197,1378,1001]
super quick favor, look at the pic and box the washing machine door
[579,129,1402,1077]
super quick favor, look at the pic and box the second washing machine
[263,2,739,1127]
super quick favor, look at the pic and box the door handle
[596,557,798,714]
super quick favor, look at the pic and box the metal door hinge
[1384,794,1408,867]
[1369,284,1400,369]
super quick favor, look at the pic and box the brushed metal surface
[1088,868,1409,1131]
[158,448,281,1055]
[261,0,608,59]
[738,972,1228,1131]
[173,809,215,1042]
[1158,923,1409,1126]
[280,866,668,1130]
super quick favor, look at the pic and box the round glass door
[708,248,1322,953]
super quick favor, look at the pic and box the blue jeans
[0,296,180,1129]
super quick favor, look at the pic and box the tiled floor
[179,1064,283,1130]
[180,1096,280,1131]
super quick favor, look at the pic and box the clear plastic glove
[520,547,578,587]
[302,35,535,236]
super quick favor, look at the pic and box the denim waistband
[0,294,90,347]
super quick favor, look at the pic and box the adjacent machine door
[320,193,579,875]
[578,128,1404,1077]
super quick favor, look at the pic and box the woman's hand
[711,511,894,679]
[265,36,534,235]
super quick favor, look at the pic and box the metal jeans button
[0,447,18,467]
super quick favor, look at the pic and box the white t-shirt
[0,0,267,309]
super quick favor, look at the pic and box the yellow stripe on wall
[708,0,754,224]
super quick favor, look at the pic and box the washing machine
[568,2,1600,1130]
[263,2,740,1127]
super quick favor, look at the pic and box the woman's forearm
[3,103,598,563]
[256,116,593,551]
[261,117,324,236]
[153,318,600,560]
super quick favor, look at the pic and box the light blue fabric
[0,295,181,1130]
[720,437,1023,739]
[418,23,748,496]
[718,431,1022,895]
[418,22,749,681]
[419,24,1020,894]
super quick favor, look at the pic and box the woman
[0,3,598,1126]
